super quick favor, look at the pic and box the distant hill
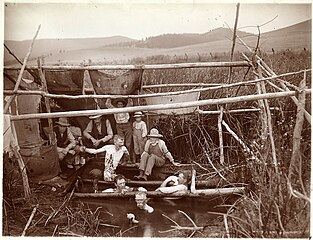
[108,28,252,49]
[4,36,136,64]
[4,19,311,65]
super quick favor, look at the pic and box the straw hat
[113,98,127,107]
[89,114,102,120]
[133,111,144,118]
[55,117,70,127]
[147,128,163,138]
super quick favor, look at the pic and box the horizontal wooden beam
[9,89,311,121]
[4,61,249,70]
[73,187,245,198]
[142,83,222,89]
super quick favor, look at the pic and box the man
[83,114,113,149]
[54,117,80,169]
[155,170,190,193]
[105,98,134,162]
[134,128,181,181]
[102,174,133,193]
[82,135,130,191]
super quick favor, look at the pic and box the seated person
[83,114,113,149]
[135,128,180,181]
[155,170,190,194]
[102,174,133,193]
[81,135,130,192]
[54,117,80,169]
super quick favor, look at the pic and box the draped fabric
[89,69,143,95]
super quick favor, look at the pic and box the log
[4,61,250,70]
[4,25,41,113]
[9,90,311,121]
[73,187,245,198]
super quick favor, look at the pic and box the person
[134,128,181,181]
[102,174,133,193]
[155,170,190,193]
[135,188,154,213]
[82,135,130,186]
[83,114,113,149]
[132,111,147,162]
[105,98,133,162]
[54,117,80,169]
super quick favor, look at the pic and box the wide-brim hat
[112,98,127,107]
[55,117,70,127]
[133,111,144,118]
[147,128,163,138]
[89,114,102,120]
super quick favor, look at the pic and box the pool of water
[72,196,233,237]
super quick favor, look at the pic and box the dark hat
[113,98,127,107]
[55,117,70,127]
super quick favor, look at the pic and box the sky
[2,1,312,41]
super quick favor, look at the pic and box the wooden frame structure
[3,24,311,201]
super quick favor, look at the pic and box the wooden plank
[73,187,245,198]
[4,61,250,70]
[9,90,311,121]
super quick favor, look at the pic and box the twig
[21,204,38,236]
[52,224,58,236]
[224,214,230,238]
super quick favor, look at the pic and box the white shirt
[86,145,129,169]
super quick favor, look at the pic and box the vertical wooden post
[37,58,55,144]
[255,77,268,144]
[288,71,306,179]
[257,64,277,169]
[218,106,225,165]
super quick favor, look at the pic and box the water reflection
[73,196,233,237]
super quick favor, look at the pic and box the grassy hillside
[4,20,311,65]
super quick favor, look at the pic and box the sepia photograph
[2,0,311,237]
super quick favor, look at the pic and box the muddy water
[72,196,232,237]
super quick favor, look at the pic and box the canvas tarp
[144,91,200,115]
[89,69,142,95]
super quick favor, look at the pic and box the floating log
[4,61,250,70]
[73,187,245,198]
[9,90,312,121]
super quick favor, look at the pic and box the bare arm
[126,98,133,107]
[100,119,113,143]
[83,121,94,140]
[105,98,114,109]
[85,145,107,154]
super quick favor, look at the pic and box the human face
[94,117,101,125]
[117,101,124,108]
[135,117,141,122]
[114,138,124,149]
[149,137,158,144]
[58,125,66,134]
[115,178,126,192]
[135,192,147,209]
[177,173,187,185]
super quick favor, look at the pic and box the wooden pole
[4,61,250,70]
[73,187,245,198]
[142,83,221,89]
[12,147,31,200]
[228,3,240,84]
[4,25,41,113]
[197,107,279,114]
[37,58,55,144]
[288,72,306,179]
[21,204,38,236]
[218,106,225,165]
[236,34,311,125]
[257,66,277,168]
[4,43,40,83]
[9,90,311,121]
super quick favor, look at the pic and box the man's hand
[93,139,101,147]
[172,161,181,167]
